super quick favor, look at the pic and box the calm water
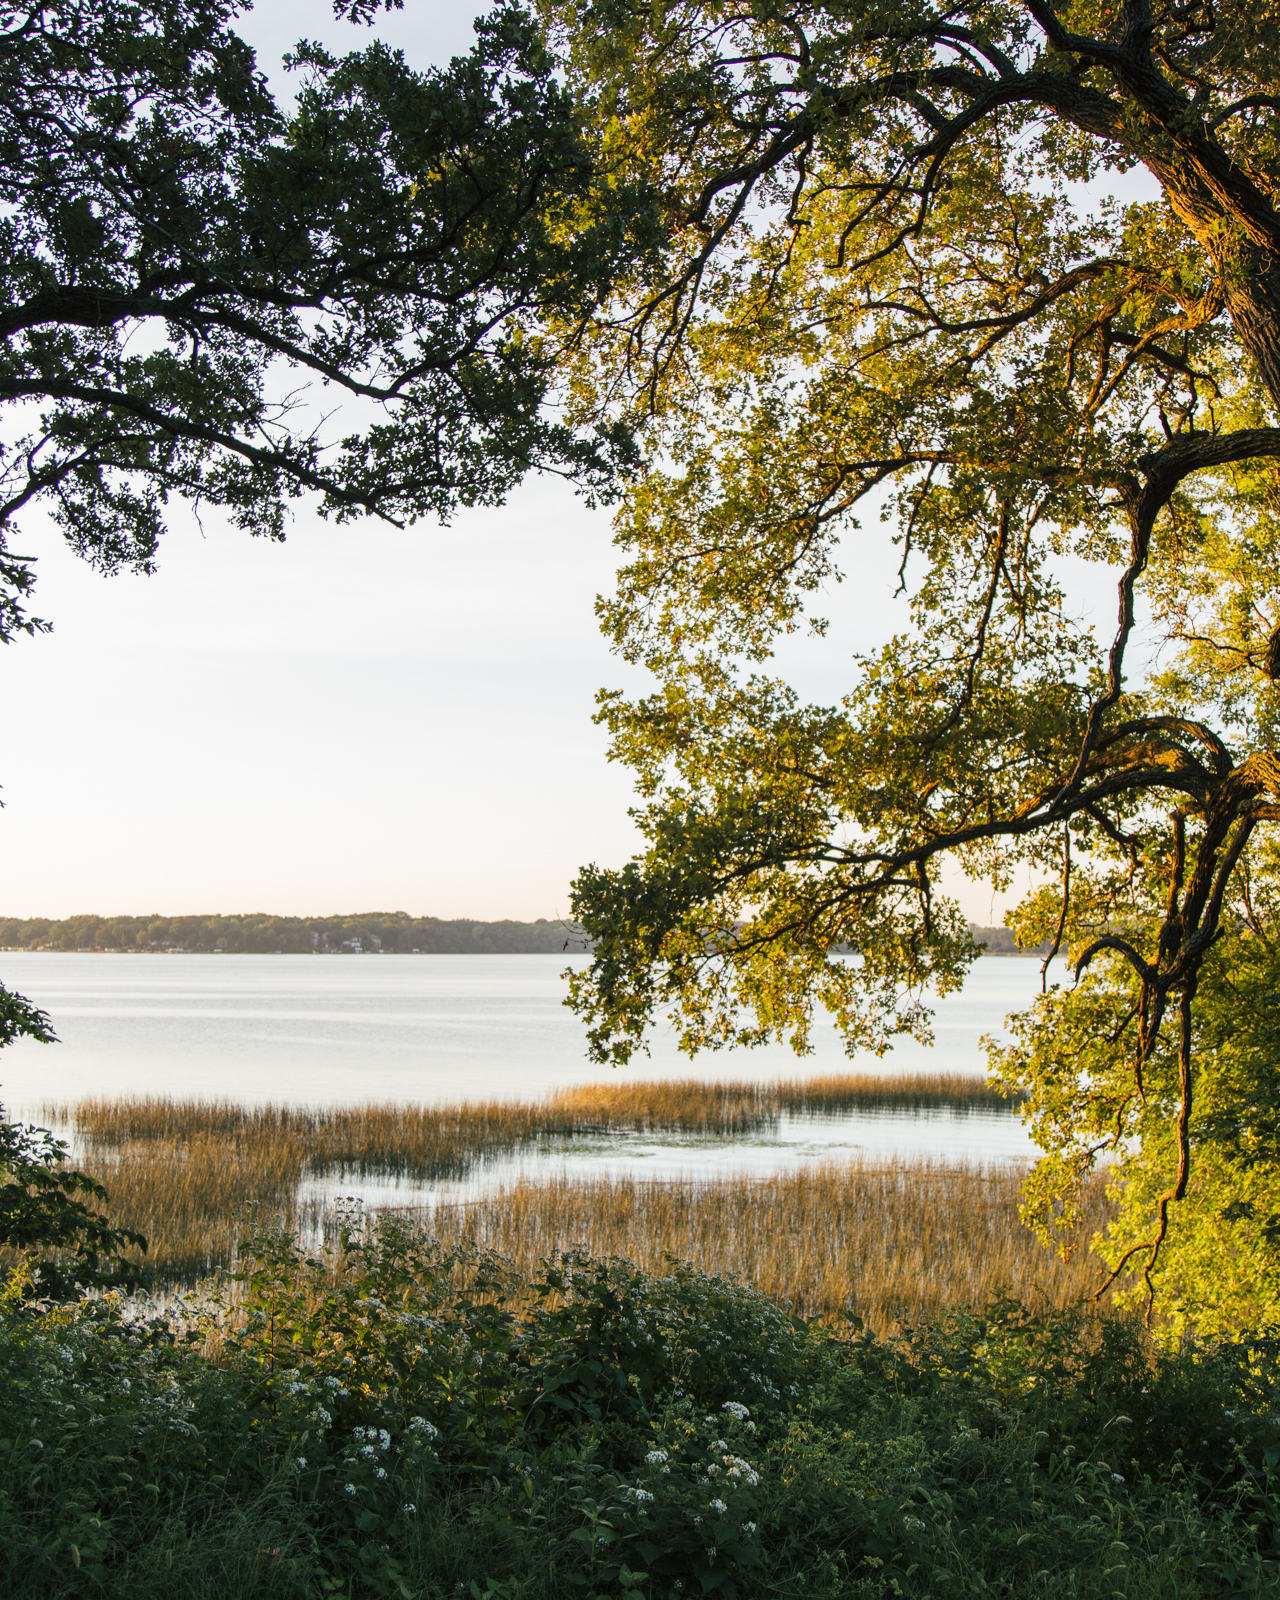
[0,952,1054,1172]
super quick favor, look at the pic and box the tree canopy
[0,0,657,641]
[0,909,575,953]
[541,0,1280,1326]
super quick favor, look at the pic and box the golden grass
[70,1133,313,1283]
[37,1078,1103,1332]
[409,1164,1111,1332]
[548,1072,1022,1130]
[52,1071,1020,1183]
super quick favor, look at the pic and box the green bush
[0,1214,1277,1597]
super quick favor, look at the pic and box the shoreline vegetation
[0,910,578,954]
[7,1085,1276,1598]
[0,911,1049,955]
[9,1217,1276,1599]
[27,1074,1103,1330]
[13,1095,1274,1598]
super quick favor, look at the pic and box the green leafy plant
[0,1116,145,1295]
[0,985,144,1295]
[4,1225,1280,1596]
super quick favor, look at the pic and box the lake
[0,951,1057,1175]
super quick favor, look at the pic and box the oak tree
[548,0,1280,1323]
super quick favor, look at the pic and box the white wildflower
[403,1504,416,1515]
[722,1402,749,1421]
[710,1498,728,1515]
[295,1457,307,1469]
[646,1450,669,1465]
[344,1483,357,1495]
[1112,1473,1125,1483]
[375,1467,387,1480]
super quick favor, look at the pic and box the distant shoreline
[0,912,580,956]
[0,916,1048,957]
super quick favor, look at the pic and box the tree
[544,0,1280,1321]
[0,0,657,643]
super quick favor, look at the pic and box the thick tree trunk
[1219,244,1280,413]
[1139,173,1280,411]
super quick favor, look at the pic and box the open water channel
[0,952,1059,1197]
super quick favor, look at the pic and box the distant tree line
[0,913,1033,958]
[0,913,582,955]
[968,927,1050,957]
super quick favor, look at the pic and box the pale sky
[0,3,1059,924]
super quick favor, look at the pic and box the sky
[0,2,1074,924]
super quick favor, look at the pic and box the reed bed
[67,1132,316,1283]
[44,1094,1105,1331]
[51,1070,1021,1183]
[33,1080,1072,1325]
[410,1164,1112,1332]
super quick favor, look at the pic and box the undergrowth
[0,1213,1276,1598]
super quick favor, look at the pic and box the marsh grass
[38,1072,1032,1291]
[35,1075,1101,1328]
[68,1133,316,1284]
[53,1070,1020,1177]
[405,1163,1112,1330]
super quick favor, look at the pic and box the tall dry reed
[53,1129,1107,1332]
[37,1080,1073,1322]
[72,1133,311,1283]
[409,1164,1110,1332]
[52,1071,1021,1182]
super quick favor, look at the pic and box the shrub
[0,1216,1278,1597]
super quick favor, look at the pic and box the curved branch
[1074,935,1158,985]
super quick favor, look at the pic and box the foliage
[524,0,1280,1305]
[0,984,56,1050]
[0,991,138,1289]
[1,1223,1280,1596]
[0,1116,145,1295]
[0,985,142,1293]
[0,0,660,642]
[0,911,1027,956]
[987,837,1280,1335]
